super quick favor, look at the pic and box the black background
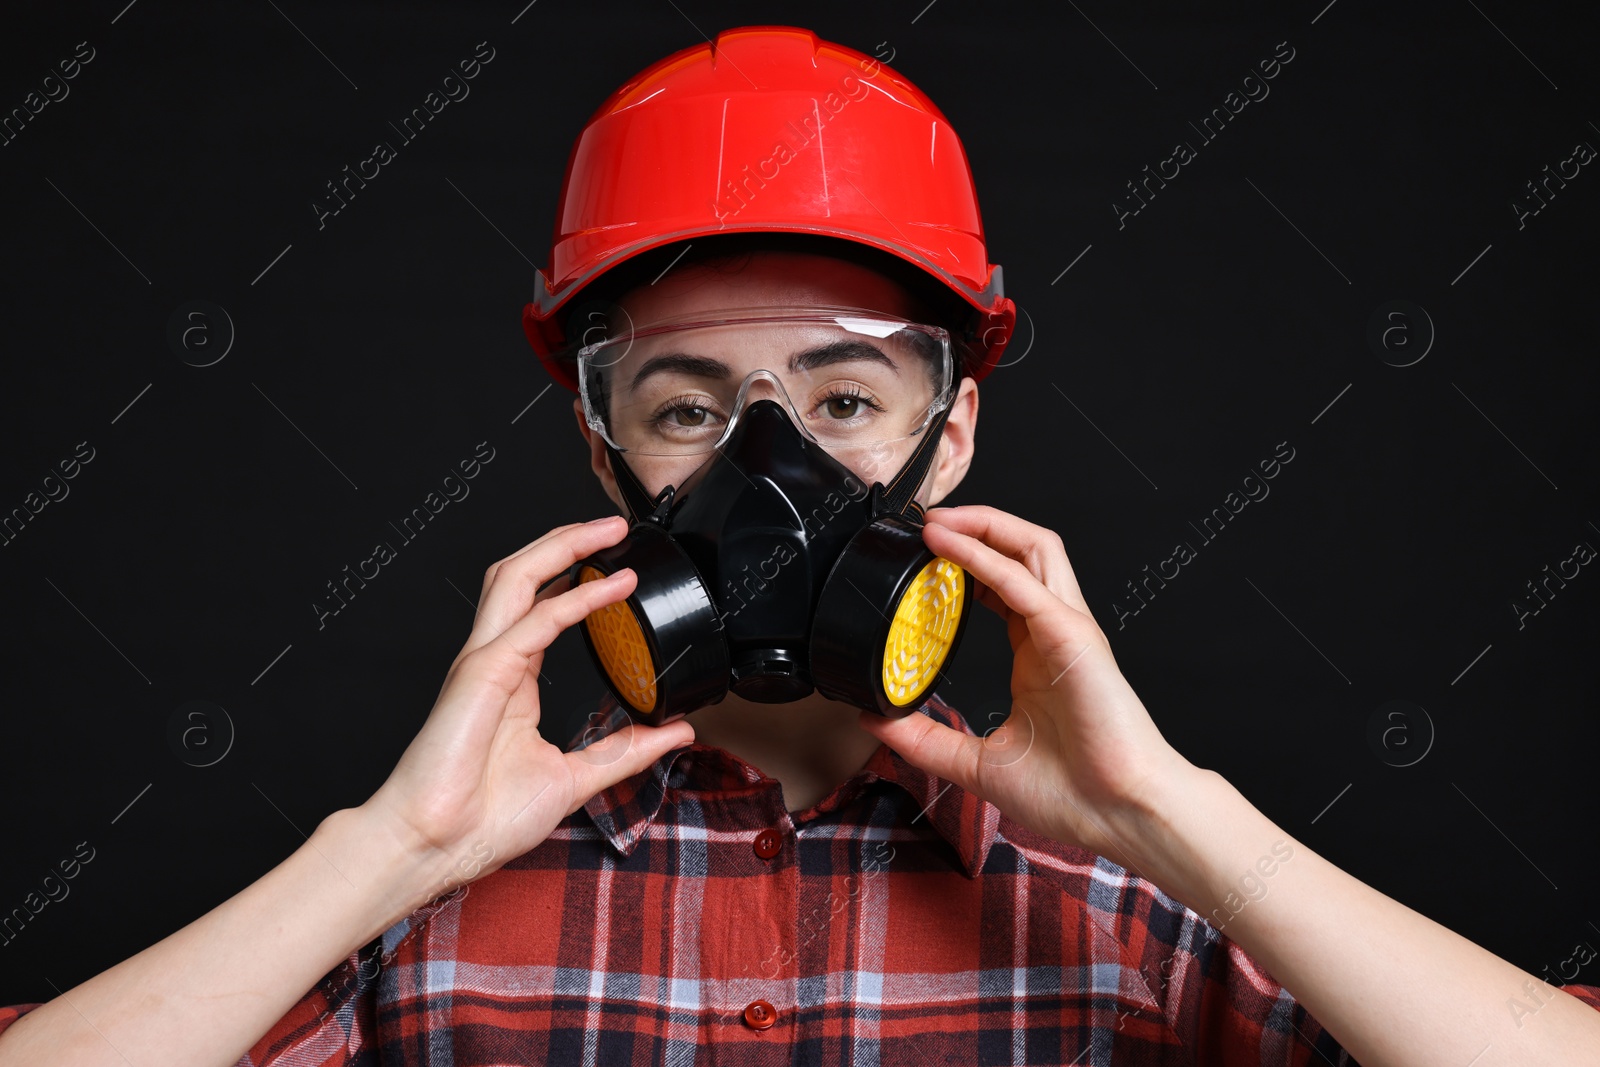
[2,0,1596,1009]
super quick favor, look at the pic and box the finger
[921,521,1104,675]
[924,505,1090,616]
[533,571,572,606]
[477,521,587,602]
[466,517,630,652]
[920,520,1068,625]
[435,568,639,753]
[475,515,623,618]
[856,709,988,802]
[483,565,638,671]
[969,575,1011,621]
[563,720,696,813]
[925,505,1085,613]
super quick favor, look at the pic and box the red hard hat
[521,25,1017,391]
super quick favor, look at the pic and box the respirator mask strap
[605,439,672,523]
[876,400,954,520]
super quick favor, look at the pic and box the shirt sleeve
[233,940,382,1066]
[1176,918,1356,1065]
[0,940,381,1065]
[0,1003,45,1039]
[1159,900,1600,1065]
[1565,982,1600,1009]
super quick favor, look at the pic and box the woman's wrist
[1100,757,1271,918]
[313,804,458,944]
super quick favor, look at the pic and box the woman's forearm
[1113,766,1600,1067]
[0,521,695,1067]
[0,804,449,1067]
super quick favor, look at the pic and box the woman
[3,25,1597,1067]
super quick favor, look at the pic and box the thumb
[563,720,696,810]
[857,709,985,798]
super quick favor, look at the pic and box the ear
[921,376,978,507]
[574,396,627,512]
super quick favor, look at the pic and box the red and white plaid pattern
[5,693,1596,1064]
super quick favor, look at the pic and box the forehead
[615,249,922,325]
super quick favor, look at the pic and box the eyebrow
[625,340,899,392]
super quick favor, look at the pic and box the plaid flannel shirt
[4,692,1597,1064]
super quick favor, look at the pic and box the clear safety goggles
[576,306,955,458]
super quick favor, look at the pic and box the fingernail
[587,515,620,525]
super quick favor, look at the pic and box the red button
[752,828,782,859]
[743,999,777,1030]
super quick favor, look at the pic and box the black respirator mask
[570,369,973,726]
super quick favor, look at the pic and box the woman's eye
[823,396,860,419]
[667,405,711,426]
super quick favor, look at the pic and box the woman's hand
[857,505,1196,861]
[359,515,694,892]
[860,507,1600,1067]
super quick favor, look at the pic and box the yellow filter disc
[577,565,658,714]
[882,557,966,707]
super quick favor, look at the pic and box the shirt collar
[569,692,1000,879]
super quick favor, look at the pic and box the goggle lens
[577,309,953,457]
